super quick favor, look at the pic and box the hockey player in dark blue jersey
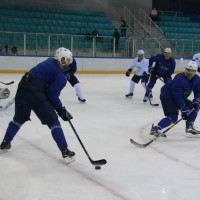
[150,61,200,137]
[143,48,176,102]
[0,47,76,163]
[63,53,86,103]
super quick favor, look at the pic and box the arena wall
[0,56,188,74]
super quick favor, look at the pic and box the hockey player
[192,52,200,72]
[63,52,86,103]
[125,50,150,98]
[0,47,75,163]
[150,61,200,137]
[143,48,176,102]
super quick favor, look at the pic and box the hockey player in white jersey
[125,50,150,98]
[192,53,200,72]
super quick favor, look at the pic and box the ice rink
[1,74,200,200]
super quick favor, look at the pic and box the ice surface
[0,74,200,200]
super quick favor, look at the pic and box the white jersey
[193,53,200,68]
[130,57,149,76]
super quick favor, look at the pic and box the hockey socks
[3,120,23,143]
[48,119,68,150]
[74,83,86,102]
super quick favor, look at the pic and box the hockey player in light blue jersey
[150,61,200,137]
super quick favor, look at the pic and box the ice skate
[149,124,166,137]
[61,148,75,164]
[143,96,148,102]
[78,97,86,103]
[125,93,133,98]
[0,140,11,151]
[143,88,152,102]
[185,122,200,137]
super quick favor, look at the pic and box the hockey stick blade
[150,102,159,106]
[0,81,14,85]
[149,98,159,106]
[130,138,154,148]
[90,158,107,166]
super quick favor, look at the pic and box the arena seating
[156,15,200,52]
[0,4,125,52]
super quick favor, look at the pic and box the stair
[112,21,135,38]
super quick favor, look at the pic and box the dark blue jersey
[149,54,176,78]
[63,58,77,76]
[29,57,67,109]
[161,72,200,107]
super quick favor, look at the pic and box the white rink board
[0,56,189,72]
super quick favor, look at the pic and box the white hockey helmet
[137,50,144,55]
[186,60,198,71]
[164,48,172,53]
[55,47,73,65]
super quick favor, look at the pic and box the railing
[124,7,164,41]
[124,7,150,40]
[125,37,200,58]
[135,8,164,38]
[1,31,200,58]
[0,31,126,57]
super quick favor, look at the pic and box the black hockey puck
[95,166,101,170]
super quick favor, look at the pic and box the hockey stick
[0,81,14,85]
[144,82,159,106]
[0,98,15,111]
[149,76,170,106]
[149,97,159,106]
[130,108,195,148]
[68,120,107,166]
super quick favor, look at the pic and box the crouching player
[150,61,200,137]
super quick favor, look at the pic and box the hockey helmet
[55,47,73,65]
[186,60,198,71]
[137,50,144,55]
[164,48,172,53]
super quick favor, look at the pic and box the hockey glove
[125,68,132,77]
[65,73,71,81]
[192,98,200,112]
[148,65,153,73]
[163,75,172,84]
[56,107,73,121]
[181,105,191,120]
